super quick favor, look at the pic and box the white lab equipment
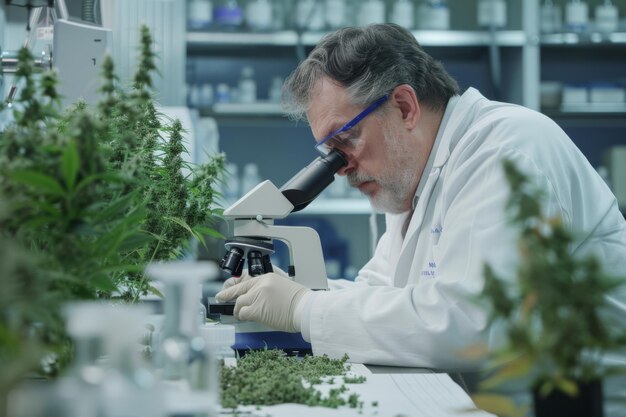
[296,0,325,31]
[565,0,589,33]
[595,0,619,34]
[389,0,415,30]
[98,304,165,417]
[477,0,507,29]
[417,0,450,31]
[238,66,257,103]
[198,323,236,405]
[245,0,274,31]
[324,0,348,29]
[198,284,208,325]
[541,0,563,33]
[357,0,385,26]
[187,0,213,30]
[146,261,220,415]
[146,261,218,368]
[199,323,237,363]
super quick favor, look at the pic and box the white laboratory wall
[101,0,186,106]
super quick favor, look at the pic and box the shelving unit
[187,29,528,48]
[185,0,626,267]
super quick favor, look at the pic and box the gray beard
[347,128,418,214]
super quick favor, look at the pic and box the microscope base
[235,331,312,357]
[212,313,312,356]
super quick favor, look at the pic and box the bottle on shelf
[477,0,507,29]
[198,284,208,325]
[565,0,589,33]
[324,0,348,30]
[295,0,325,31]
[389,0,415,30]
[238,66,257,104]
[417,0,450,31]
[241,163,261,195]
[245,0,274,31]
[357,0,385,26]
[200,83,214,107]
[595,0,619,35]
[187,0,213,30]
[540,0,563,34]
[188,83,201,107]
[213,0,244,30]
[268,76,284,102]
[224,162,241,201]
[216,83,231,103]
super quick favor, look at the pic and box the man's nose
[336,156,355,176]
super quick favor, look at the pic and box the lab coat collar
[411,87,486,209]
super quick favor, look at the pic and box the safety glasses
[314,93,390,156]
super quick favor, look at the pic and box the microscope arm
[233,219,328,290]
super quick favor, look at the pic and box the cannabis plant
[471,160,626,417]
[0,25,225,387]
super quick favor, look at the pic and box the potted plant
[470,160,626,417]
[0,25,226,406]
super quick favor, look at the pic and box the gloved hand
[215,272,310,333]
[222,264,289,289]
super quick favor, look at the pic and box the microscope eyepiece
[280,150,348,212]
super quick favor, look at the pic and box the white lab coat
[305,88,626,370]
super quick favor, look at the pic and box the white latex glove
[222,264,289,289]
[215,272,310,333]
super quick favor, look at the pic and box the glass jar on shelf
[213,0,244,30]
[356,0,385,26]
[245,0,274,31]
[389,0,415,30]
[187,0,213,30]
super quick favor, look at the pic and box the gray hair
[282,23,460,121]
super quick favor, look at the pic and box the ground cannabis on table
[220,349,368,410]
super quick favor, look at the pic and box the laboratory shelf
[543,103,626,118]
[296,198,373,215]
[541,32,626,46]
[561,103,626,113]
[208,102,284,116]
[187,30,527,49]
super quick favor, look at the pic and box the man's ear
[391,84,420,130]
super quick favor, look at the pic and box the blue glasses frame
[314,93,390,155]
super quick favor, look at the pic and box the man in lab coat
[216,24,626,373]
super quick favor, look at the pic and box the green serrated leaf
[61,140,80,191]
[194,225,225,239]
[147,284,164,298]
[470,393,526,417]
[90,274,118,292]
[10,170,65,196]
[166,216,194,236]
[118,232,154,252]
[92,191,139,222]
[479,354,534,390]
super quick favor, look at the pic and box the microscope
[209,150,347,345]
